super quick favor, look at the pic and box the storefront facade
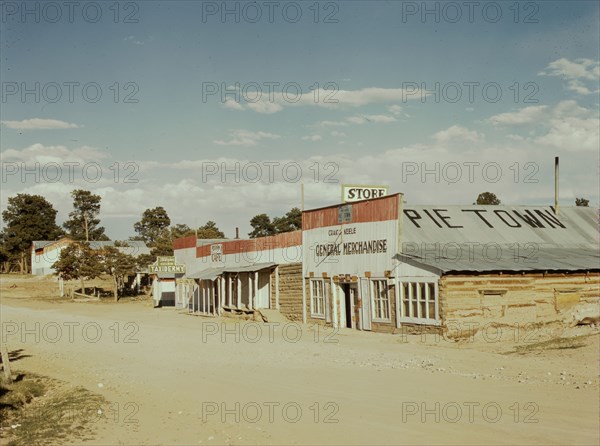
[173,232,303,318]
[173,197,599,333]
[302,194,406,332]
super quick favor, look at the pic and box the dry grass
[0,373,107,446]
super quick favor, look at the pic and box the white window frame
[397,278,440,326]
[310,279,326,319]
[370,278,391,322]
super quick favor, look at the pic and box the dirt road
[1,293,599,445]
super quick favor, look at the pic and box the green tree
[474,192,501,205]
[136,253,156,271]
[171,223,195,240]
[0,231,12,273]
[63,190,108,241]
[1,194,64,273]
[133,207,171,245]
[197,221,225,239]
[248,214,275,238]
[150,229,175,256]
[575,197,590,207]
[53,242,103,294]
[273,208,302,233]
[102,246,137,301]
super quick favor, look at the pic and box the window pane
[428,283,436,319]
[311,280,325,316]
[371,280,389,320]
[402,283,410,317]
[419,283,427,319]
[383,293,389,319]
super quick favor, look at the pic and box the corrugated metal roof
[401,206,598,249]
[223,262,276,273]
[188,267,224,280]
[32,239,150,255]
[395,247,600,274]
[398,206,598,273]
[187,262,276,280]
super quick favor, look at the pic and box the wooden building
[173,231,303,319]
[302,194,599,334]
[173,194,598,334]
[31,238,150,276]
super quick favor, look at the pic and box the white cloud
[223,98,245,111]
[330,131,347,138]
[432,125,483,143]
[489,101,599,153]
[317,120,348,127]
[245,101,284,114]
[214,130,280,147]
[566,79,599,95]
[0,143,107,164]
[539,58,600,95]
[539,58,600,81]
[223,86,428,115]
[331,87,423,107]
[489,105,548,125]
[1,118,79,130]
[124,35,145,45]
[388,105,403,115]
[301,134,322,142]
[535,116,599,152]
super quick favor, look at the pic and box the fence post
[1,342,13,384]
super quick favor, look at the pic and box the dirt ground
[1,275,599,445]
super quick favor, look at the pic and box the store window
[371,279,390,321]
[310,279,326,318]
[399,280,439,325]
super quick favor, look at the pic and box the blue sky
[1,1,599,239]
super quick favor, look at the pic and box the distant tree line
[0,190,592,275]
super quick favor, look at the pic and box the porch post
[237,274,241,309]
[254,271,258,309]
[275,266,280,310]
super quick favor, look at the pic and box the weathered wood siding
[439,272,600,334]
[271,263,303,321]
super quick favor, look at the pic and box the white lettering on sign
[211,244,223,262]
[342,184,388,203]
[148,264,186,274]
[156,256,177,266]
[315,239,388,257]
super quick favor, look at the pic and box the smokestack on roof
[555,156,559,215]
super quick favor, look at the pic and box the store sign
[303,219,398,275]
[338,204,353,223]
[314,225,388,258]
[342,184,388,203]
[149,256,186,274]
[210,244,223,262]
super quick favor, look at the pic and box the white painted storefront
[302,194,440,331]
[174,232,302,316]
